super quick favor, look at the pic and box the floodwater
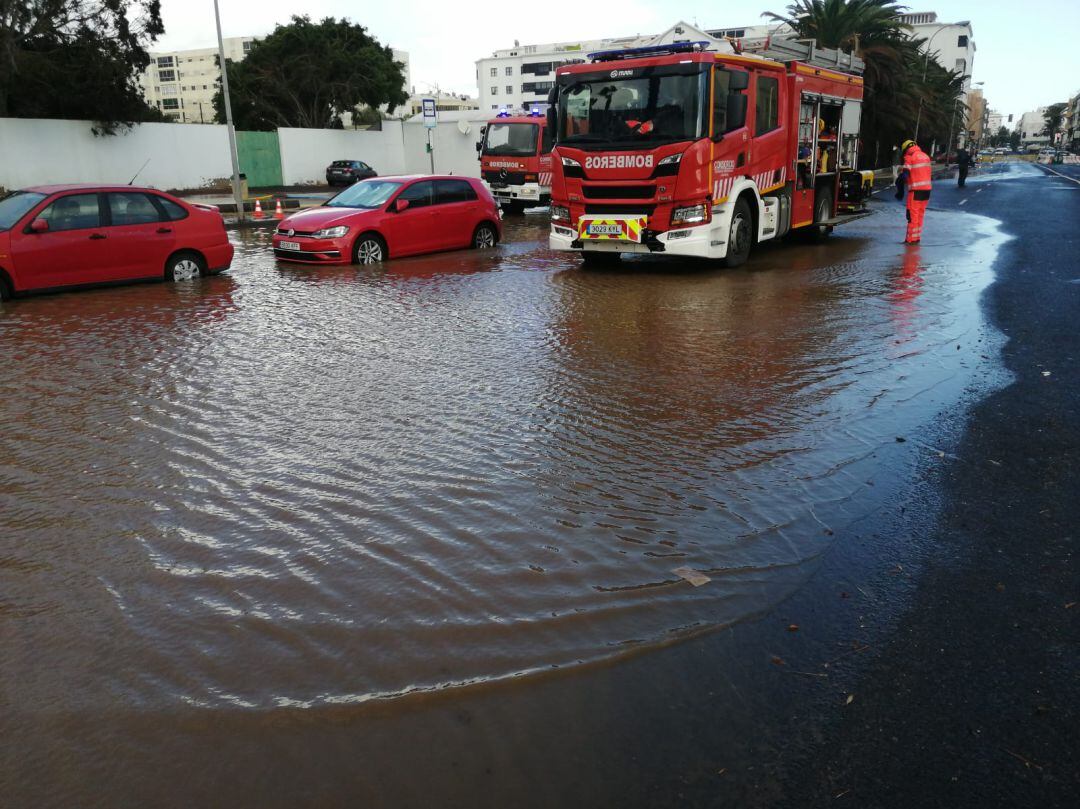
[1,201,1007,805]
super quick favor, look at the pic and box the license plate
[278,241,300,251]
[587,224,622,235]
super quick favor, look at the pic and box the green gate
[236,130,283,188]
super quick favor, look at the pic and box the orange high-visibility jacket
[904,146,933,191]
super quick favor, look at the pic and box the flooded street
[2,202,1009,803]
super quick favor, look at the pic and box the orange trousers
[906,191,929,243]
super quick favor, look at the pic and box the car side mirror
[394,198,411,213]
[29,218,49,233]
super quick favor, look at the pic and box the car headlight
[550,205,570,223]
[671,204,708,225]
[313,226,350,239]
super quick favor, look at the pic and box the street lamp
[213,0,245,221]
[913,25,951,141]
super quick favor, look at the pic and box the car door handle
[89,233,107,240]
[157,227,173,234]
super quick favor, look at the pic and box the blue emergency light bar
[530,107,542,116]
[588,41,710,62]
[497,108,511,117]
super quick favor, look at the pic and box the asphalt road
[771,160,1080,806]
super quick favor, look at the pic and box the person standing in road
[899,139,932,244]
[956,146,974,187]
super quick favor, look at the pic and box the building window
[162,98,179,110]
[491,86,497,95]
[505,66,513,76]
[157,69,176,82]
[243,41,252,52]
[955,59,966,74]
[161,85,178,96]
[156,56,174,67]
[957,35,968,47]
[490,67,497,77]
[506,85,512,94]
[492,105,498,110]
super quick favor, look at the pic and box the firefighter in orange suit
[899,139,932,244]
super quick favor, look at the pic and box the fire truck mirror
[546,87,559,137]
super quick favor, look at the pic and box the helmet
[901,139,917,153]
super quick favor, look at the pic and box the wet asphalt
[768,161,1080,806]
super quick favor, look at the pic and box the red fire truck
[546,39,874,265]
[478,109,553,214]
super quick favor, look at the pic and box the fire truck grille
[483,170,527,185]
[583,185,655,200]
[584,204,657,216]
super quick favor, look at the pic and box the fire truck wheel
[722,198,753,268]
[810,190,834,242]
[581,251,622,268]
[502,202,526,215]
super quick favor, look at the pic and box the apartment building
[900,11,976,90]
[1018,107,1050,150]
[141,38,411,124]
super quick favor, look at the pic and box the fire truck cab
[547,40,874,265]
[478,109,554,214]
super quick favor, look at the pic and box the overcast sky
[159,1,1079,120]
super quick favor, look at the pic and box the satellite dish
[457,118,471,136]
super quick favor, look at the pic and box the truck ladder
[740,37,864,75]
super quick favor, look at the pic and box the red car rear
[272,175,501,265]
[0,184,233,300]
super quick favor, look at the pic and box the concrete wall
[402,116,488,178]
[277,122,407,184]
[0,118,233,191]
[0,116,489,192]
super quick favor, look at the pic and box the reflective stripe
[907,162,932,168]
[910,181,932,189]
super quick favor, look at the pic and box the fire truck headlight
[551,205,570,223]
[654,152,683,178]
[657,153,683,166]
[560,156,581,168]
[671,204,708,225]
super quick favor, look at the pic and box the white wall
[401,116,488,178]
[277,123,407,184]
[0,118,233,191]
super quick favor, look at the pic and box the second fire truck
[546,38,874,265]
[478,109,553,214]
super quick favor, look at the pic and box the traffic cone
[274,199,285,219]
[253,198,264,219]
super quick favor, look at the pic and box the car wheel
[722,197,753,268]
[0,274,12,301]
[165,251,205,282]
[353,233,387,264]
[473,223,498,249]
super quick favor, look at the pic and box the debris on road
[672,567,711,587]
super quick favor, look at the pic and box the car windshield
[0,190,47,232]
[325,180,402,209]
[331,161,354,167]
[483,123,539,157]
[558,69,707,149]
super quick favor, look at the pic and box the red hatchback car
[0,184,233,300]
[272,175,501,265]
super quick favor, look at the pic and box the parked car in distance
[273,176,501,265]
[326,160,378,186]
[0,184,233,301]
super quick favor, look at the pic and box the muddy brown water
[1,208,1006,804]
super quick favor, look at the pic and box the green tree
[1009,129,1021,152]
[1041,102,1066,138]
[214,16,407,130]
[764,0,966,166]
[0,0,164,133]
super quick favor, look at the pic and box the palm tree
[763,0,965,167]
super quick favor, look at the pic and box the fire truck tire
[581,251,622,267]
[502,202,526,215]
[810,190,834,242]
[722,198,754,268]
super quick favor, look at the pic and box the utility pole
[213,0,245,221]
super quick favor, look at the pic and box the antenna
[128,158,151,186]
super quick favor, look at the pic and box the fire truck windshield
[483,123,539,157]
[557,70,707,149]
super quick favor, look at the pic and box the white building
[141,39,410,124]
[1018,107,1050,149]
[475,22,740,114]
[900,12,976,90]
[986,110,1004,134]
